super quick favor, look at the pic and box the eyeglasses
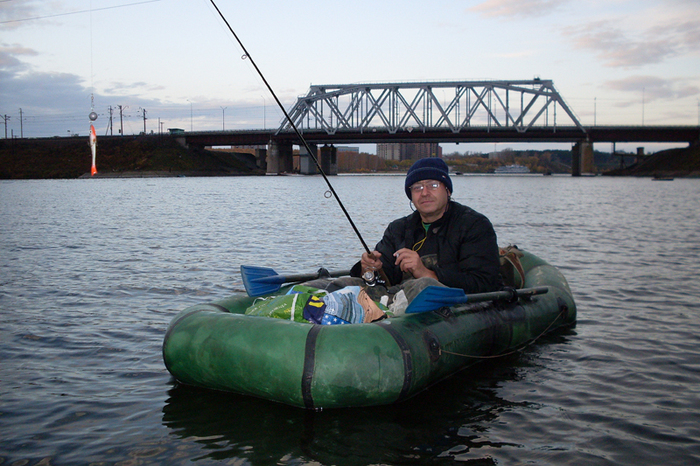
[410,181,442,193]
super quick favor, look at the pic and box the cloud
[562,1,700,68]
[470,0,700,68]
[0,0,37,28]
[468,0,570,18]
[0,0,64,30]
[0,45,171,136]
[1,45,87,110]
[0,44,271,136]
[564,17,700,67]
[0,43,37,70]
[103,81,167,96]
[604,75,700,106]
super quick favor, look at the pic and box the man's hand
[361,250,383,272]
[394,248,438,280]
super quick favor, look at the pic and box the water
[1,174,699,465]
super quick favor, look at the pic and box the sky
[1,0,699,154]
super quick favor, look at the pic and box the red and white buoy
[89,106,98,176]
[89,122,97,176]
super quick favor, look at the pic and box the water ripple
[1,176,700,465]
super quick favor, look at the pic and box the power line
[0,0,162,24]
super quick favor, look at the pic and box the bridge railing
[277,80,586,136]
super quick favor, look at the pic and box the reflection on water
[1,175,700,465]
[161,349,561,465]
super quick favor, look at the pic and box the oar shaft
[270,269,351,285]
[464,286,549,304]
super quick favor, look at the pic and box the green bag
[244,286,329,322]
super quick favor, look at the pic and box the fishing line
[208,0,373,254]
[89,0,94,104]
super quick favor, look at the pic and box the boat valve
[424,331,442,362]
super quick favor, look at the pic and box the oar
[405,286,549,314]
[241,265,350,297]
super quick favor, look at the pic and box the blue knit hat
[404,158,452,199]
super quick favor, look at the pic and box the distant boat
[495,164,530,174]
[652,174,674,181]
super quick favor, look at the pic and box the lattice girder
[278,80,584,136]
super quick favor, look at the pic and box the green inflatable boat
[162,249,576,409]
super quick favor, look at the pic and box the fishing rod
[208,0,373,255]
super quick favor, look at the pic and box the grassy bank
[0,135,262,179]
[603,145,700,178]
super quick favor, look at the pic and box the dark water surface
[1,175,699,465]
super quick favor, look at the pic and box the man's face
[409,179,450,221]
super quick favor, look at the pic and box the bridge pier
[572,140,595,176]
[299,144,319,174]
[320,145,338,175]
[254,148,267,171]
[267,140,293,174]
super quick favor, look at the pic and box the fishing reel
[362,269,387,287]
[362,269,377,286]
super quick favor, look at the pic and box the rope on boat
[439,302,570,359]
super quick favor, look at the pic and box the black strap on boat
[301,325,323,410]
[375,322,414,402]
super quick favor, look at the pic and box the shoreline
[78,170,261,179]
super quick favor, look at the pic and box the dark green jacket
[371,201,501,293]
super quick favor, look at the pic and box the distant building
[377,144,401,161]
[488,148,515,160]
[376,143,442,161]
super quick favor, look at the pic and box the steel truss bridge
[177,79,698,147]
[279,79,586,137]
[170,79,698,175]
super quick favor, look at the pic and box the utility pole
[118,105,125,136]
[106,106,114,136]
[140,108,147,134]
[19,108,23,138]
[221,106,227,130]
[1,114,9,139]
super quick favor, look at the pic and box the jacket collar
[410,200,454,232]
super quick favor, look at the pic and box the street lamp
[594,97,597,126]
[187,99,193,131]
[261,95,266,130]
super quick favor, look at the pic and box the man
[355,157,502,304]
